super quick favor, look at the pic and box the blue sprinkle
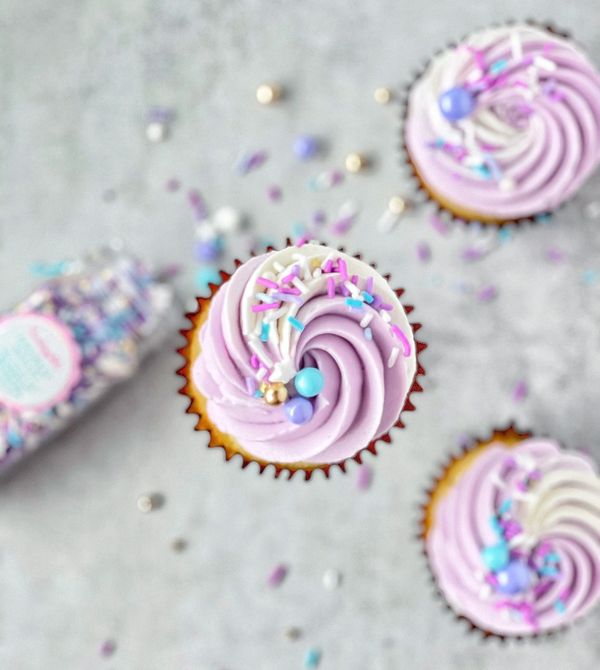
[260,322,270,342]
[534,212,552,224]
[195,267,223,292]
[581,269,599,286]
[361,291,374,304]
[490,58,509,74]
[498,499,512,515]
[433,137,445,148]
[554,599,566,614]
[472,163,492,180]
[540,566,559,577]
[364,327,373,341]
[288,316,305,332]
[304,648,321,668]
[291,221,306,239]
[345,298,363,309]
[545,552,560,564]
[254,390,263,398]
[497,227,513,244]
[7,429,23,448]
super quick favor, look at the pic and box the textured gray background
[1,1,600,668]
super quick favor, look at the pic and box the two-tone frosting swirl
[192,243,417,465]
[405,25,600,220]
[426,438,600,636]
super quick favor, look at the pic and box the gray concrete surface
[1,1,600,668]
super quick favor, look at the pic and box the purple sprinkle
[350,274,358,285]
[379,302,393,311]
[237,150,268,175]
[313,210,326,225]
[429,214,450,236]
[371,295,382,310]
[356,464,373,491]
[416,241,431,262]
[188,189,207,220]
[100,640,117,658]
[331,216,354,236]
[477,285,498,302]
[250,354,260,370]
[365,276,374,293]
[272,292,302,305]
[245,377,257,396]
[323,260,333,274]
[338,259,348,281]
[546,248,565,263]
[462,247,486,262]
[512,380,528,402]
[268,563,288,588]
[166,178,180,192]
[338,283,350,297]
[503,520,523,540]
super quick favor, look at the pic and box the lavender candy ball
[495,559,533,595]
[283,397,314,425]
[194,238,223,262]
[293,135,319,160]
[438,86,475,122]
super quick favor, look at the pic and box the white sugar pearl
[499,177,516,192]
[213,206,243,233]
[145,121,167,143]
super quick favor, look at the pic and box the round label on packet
[0,313,81,412]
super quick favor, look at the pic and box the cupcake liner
[398,20,572,228]
[177,241,427,481]
[417,424,578,642]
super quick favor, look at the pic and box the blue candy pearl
[481,542,509,573]
[294,367,324,398]
[283,397,314,425]
[194,238,223,262]
[195,267,223,292]
[495,559,532,595]
[438,86,475,121]
[293,135,319,160]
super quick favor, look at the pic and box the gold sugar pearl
[256,83,283,105]
[345,152,367,173]
[388,196,408,216]
[374,87,392,105]
[263,382,289,406]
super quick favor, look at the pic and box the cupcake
[178,242,425,479]
[403,23,600,224]
[421,427,600,638]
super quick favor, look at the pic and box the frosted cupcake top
[192,243,418,465]
[405,25,600,221]
[426,437,600,636]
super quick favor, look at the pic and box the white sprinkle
[344,281,361,297]
[510,32,522,61]
[264,306,287,323]
[499,177,516,192]
[312,267,323,279]
[255,292,277,303]
[256,367,267,381]
[292,277,309,294]
[273,261,285,272]
[322,251,336,268]
[534,56,557,72]
[360,313,373,328]
[376,208,399,233]
[381,311,391,323]
[322,569,342,590]
[387,347,400,368]
[248,338,273,367]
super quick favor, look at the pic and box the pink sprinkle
[512,380,528,402]
[379,302,393,311]
[537,541,553,557]
[267,184,282,202]
[503,520,522,540]
[533,579,552,598]
[356,464,373,491]
[477,285,498,302]
[529,468,542,481]
[250,354,260,370]
[349,274,358,285]
[295,235,310,246]
[257,276,279,289]
[267,563,288,588]
[323,260,333,273]
[429,214,450,236]
[252,302,281,313]
[281,266,300,284]
[338,258,348,280]
[559,587,572,601]
[416,241,431,263]
[327,277,335,298]
[516,480,528,492]
[485,573,499,587]
[391,325,411,357]
[365,276,374,293]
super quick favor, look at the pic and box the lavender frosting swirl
[426,438,600,636]
[192,244,417,464]
[405,25,600,220]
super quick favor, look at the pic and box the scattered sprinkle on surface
[267,563,288,588]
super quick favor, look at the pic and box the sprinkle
[416,241,431,262]
[292,277,309,294]
[304,648,322,668]
[360,313,373,328]
[256,367,267,381]
[364,327,373,341]
[255,292,277,303]
[391,325,411,356]
[288,317,305,332]
[323,260,334,274]
[251,302,281,313]
[260,322,270,342]
[235,150,268,175]
[245,376,257,395]
[554,600,567,614]
[546,248,565,263]
[582,269,599,286]
[356,464,373,490]
[273,261,285,272]
[327,277,335,298]
[272,292,303,305]
[338,258,348,280]
[254,389,263,397]
[267,184,282,201]
[100,640,117,658]
[430,214,450,236]
[512,380,528,402]
[490,58,509,75]
[498,499,512,515]
[268,564,288,588]
[365,276,374,293]
[534,56,557,72]
[257,276,279,289]
[362,291,374,304]
[345,298,363,309]
[510,32,523,61]
[338,283,350,297]
[279,286,302,295]
[381,311,391,323]
[477,285,498,302]
[379,302,393,311]
[322,568,343,590]
[350,274,359,285]
[250,354,260,369]
[387,347,400,368]
[345,281,361,297]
